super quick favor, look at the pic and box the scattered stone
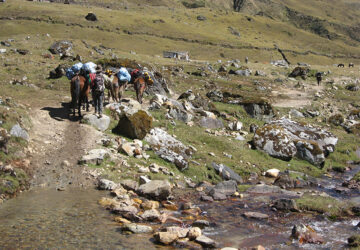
[85,12,98,21]
[98,179,118,190]
[122,223,153,234]
[114,108,153,139]
[10,124,29,141]
[145,128,192,171]
[273,198,299,211]
[209,180,238,200]
[197,15,206,21]
[192,220,210,229]
[201,195,214,202]
[141,200,160,210]
[188,227,202,240]
[195,235,216,248]
[49,64,67,79]
[79,149,109,165]
[154,232,178,245]
[120,179,139,191]
[17,49,29,55]
[243,212,269,219]
[227,121,243,131]
[141,209,160,221]
[265,168,280,178]
[199,117,224,129]
[166,226,189,238]
[49,40,73,55]
[211,163,243,184]
[82,114,110,131]
[137,180,172,201]
[291,223,324,244]
[139,175,151,185]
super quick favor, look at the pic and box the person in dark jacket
[315,72,322,86]
[92,65,105,118]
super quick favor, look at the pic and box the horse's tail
[74,76,81,105]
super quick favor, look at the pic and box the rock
[141,200,160,210]
[175,238,202,249]
[250,124,258,133]
[188,227,202,240]
[197,15,206,21]
[167,107,193,123]
[154,232,178,245]
[120,142,134,157]
[79,149,109,165]
[201,195,214,202]
[199,117,224,129]
[10,124,29,141]
[17,49,29,55]
[114,108,153,140]
[0,49,6,54]
[253,124,297,161]
[255,70,266,76]
[234,69,251,76]
[195,235,216,248]
[211,163,243,184]
[243,102,274,121]
[137,180,172,201]
[49,40,73,55]
[290,109,304,118]
[82,114,110,131]
[166,226,189,238]
[114,217,131,224]
[227,121,243,131]
[85,12,97,21]
[348,235,360,247]
[291,224,324,244]
[289,67,309,79]
[112,205,139,220]
[98,179,118,190]
[145,128,191,171]
[271,60,288,67]
[218,65,227,73]
[253,118,337,166]
[120,179,139,191]
[206,89,223,102]
[265,168,280,178]
[122,223,153,234]
[273,198,298,211]
[139,175,151,185]
[98,197,119,208]
[49,64,67,79]
[243,212,269,219]
[209,180,237,200]
[192,220,210,229]
[111,187,128,197]
[273,173,311,189]
[141,209,160,221]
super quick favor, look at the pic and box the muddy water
[0,188,156,249]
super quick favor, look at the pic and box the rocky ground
[1,1,360,249]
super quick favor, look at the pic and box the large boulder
[49,64,67,79]
[114,108,153,139]
[167,106,193,123]
[253,124,297,161]
[137,180,172,200]
[208,180,237,200]
[10,124,29,141]
[145,71,170,96]
[252,118,337,166]
[145,128,192,170]
[199,117,224,129]
[211,162,243,184]
[242,102,274,121]
[49,40,73,55]
[289,67,309,79]
[82,114,110,131]
[85,13,97,21]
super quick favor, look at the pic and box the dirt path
[272,82,325,108]
[28,102,103,190]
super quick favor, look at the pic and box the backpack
[93,73,105,93]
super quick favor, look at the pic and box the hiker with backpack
[92,65,105,118]
[315,72,322,86]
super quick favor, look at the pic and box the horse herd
[69,70,152,117]
[338,63,354,68]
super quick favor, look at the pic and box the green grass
[296,194,352,218]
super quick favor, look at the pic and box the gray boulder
[167,107,193,123]
[252,118,337,166]
[235,69,251,76]
[209,180,237,200]
[79,149,109,165]
[49,40,73,55]
[120,179,139,191]
[82,114,110,131]
[199,117,224,129]
[273,198,299,211]
[206,89,223,102]
[114,108,153,139]
[10,124,29,141]
[137,180,172,200]
[145,128,192,171]
[98,179,118,190]
[211,163,243,184]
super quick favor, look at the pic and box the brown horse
[70,75,90,117]
[133,76,153,104]
[103,74,128,103]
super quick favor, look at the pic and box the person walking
[92,65,105,118]
[315,72,322,86]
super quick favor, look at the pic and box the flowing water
[0,168,359,249]
[0,188,156,249]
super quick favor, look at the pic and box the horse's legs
[118,82,127,101]
[85,94,90,112]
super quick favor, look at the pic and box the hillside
[0,0,360,249]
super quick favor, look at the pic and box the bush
[328,114,344,126]
[182,1,205,8]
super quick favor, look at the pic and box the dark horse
[133,75,153,104]
[337,63,345,68]
[70,75,90,117]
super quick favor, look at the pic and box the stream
[0,167,359,249]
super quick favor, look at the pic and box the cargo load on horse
[66,62,83,80]
[82,62,97,73]
[117,67,131,82]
